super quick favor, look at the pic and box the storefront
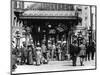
[12,1,82,52]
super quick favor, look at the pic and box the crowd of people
[11,39,96,71]
[11,41,68,70]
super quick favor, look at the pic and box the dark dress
[29,49,33,65]
[61,44,67,60]
[12,54,17,69]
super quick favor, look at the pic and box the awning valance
[22,10,76,16]
[19,16,79,19]
[19,10,82,20]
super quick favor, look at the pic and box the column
[67,31,70,54]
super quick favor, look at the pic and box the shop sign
[23,11,75,16]
[49,29,56,34]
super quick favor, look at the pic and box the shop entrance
[22,18,78,46]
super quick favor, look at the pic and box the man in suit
[70,41,79,66]
[85,41,90,61]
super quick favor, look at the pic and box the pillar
[67,31,71,54]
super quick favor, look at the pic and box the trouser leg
[91,51,94,60]
[88,52,90,61]
[72,56,76,66]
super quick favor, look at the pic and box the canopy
[22,10,76,16]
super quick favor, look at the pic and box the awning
[19,16,79,19]
[19,10,82,20]
[22,10,76,16]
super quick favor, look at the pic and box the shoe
[81,63,84,66]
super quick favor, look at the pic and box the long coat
[79,44,86,57]
[70,44,79,57]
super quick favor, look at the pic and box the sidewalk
[12,57,96,74]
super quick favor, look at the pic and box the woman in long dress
[27,45,33,65]
[57,44,61,61]
[79,42,86,66]
[11,47,17,71]
[28,46,33,65]
[36,45,42,65]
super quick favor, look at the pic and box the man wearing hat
[70,40,79,66]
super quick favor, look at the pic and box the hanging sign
[49,29,56,34]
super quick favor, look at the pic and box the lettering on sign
[23,11,75,16]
